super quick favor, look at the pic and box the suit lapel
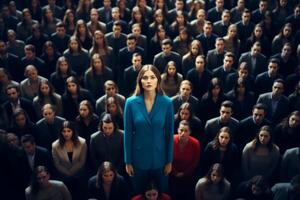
[149,95,161,121]
[136,95,152,126]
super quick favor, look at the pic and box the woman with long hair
[148,9,169,38]
[271,22,294,54]
[274,111,300,154]
[62,9,76,35]
[160,61,183,97]
[62,76,94,121]
[102,96,124,130]
[89,30,115,71]
[173,27,193,57]
[73,19,93,51]
[202,127,239,182]
[124,65,174,194]
[40,41,61,79]
[245,24,270,56]
[129,6,149,36]
[88,161,129,200]
[52,121,87,200]
[50,56,77,95]
[84,53,114,99]
[242,126,280,181]
[149,25,170,61]
[169,10,192,39]
[195,163,231,200]
[41,7,61,36]
[33,79,62,119]
[182,39,203,77]
[223,24,240,57]
[76,0,93,22]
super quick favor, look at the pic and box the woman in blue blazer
[124,65,174,194]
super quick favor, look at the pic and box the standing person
[124,65,174,194]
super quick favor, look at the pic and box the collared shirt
[10,99,21,113]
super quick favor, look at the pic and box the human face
[259,130,270,145]
[272,82,284,98]
[195,57,205,72]
[105,85,116,96]
[180,83,191,97]
[268,62,278,76]
[155,13,163,23]
[22,141,35,155]
[145,189,159,200]
[59,60,68,73]
[283,26,292,37]
[132,55,142,69]
[197,10,205,21]
[40,83,50,96]
[134,11,142,21]
[37,171,50,188]
[111,9,120,20]
[242,12,250,23]
[78,23,86,35]
[141,70,158,92]
[211,170,222,184]
[62,127,73,141]
[176,14,184,25]
[215,40,224,53]
[253,108,265,124]
[212,85,220,97]
[218,131,230,147]
[56,27,66,37]
[67,82,77,94]
[282,45,292,57]
[238,67,248,79]
[254,27,263,38]
[237,84,246,95]
[259,1,268,12]
[162,44,171,55]
[45,46,54,56]
[93,57,103,71]
[220,106,232,122]
[69,39,78,51]
[204,24,212,35]
[223,56,234,69]
[90,9,99,21]
[102,122,114,136]
[175,1,184,10]
[228,26,237,38]
[179,108,190,120]
[15,114,26,127]
[132,26,141,36]
[167,63,176,76]
[178,124,190,141]
[6,88,18,102]
[27,68,38,81]
[0,41,7,54]
[216,0,224,9]
[127,39,136,51]
[0,71,8,83]
[25,50,34,60]
[79,104,89,118]
[107,103,117,114]
[289,114,300,128]
[251,184,263,195]
[222,13,230,23]
[113,25,122,35]
[251,45,261,56]
[191,44,199,55]
[43,108,55,123]
[102,170,115,184]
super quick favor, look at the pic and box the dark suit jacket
[239,52,267,76]
[206,49,226,71]
[123,66,140,97]
[255,72,283,96]
[171,95,199,114]
[207,7,222,23]
[153,51,182,74]
[50,33,70,54]
[257,92,289,124]
[186,69,212,100]
[196,33,218,55]
[0,53,22,81]
[98,7,112,23]
[213,20,229,37]
[30,146,54,174]
[212,66,236,89]
[236,21,255,43]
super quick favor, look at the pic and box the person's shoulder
[52,140,60,148]
[158,94,172,104]
[90,131,101,139]
[78,136,86,144]
[50,180,65,187]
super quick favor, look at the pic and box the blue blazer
[124,94,174,170]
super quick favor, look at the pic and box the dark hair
[175,102,195,120]
[96,161,117,188]
[58,121,79,147]
[68,36,83,54]
[162,38,172,46]
[207,78,223,97]
[89,53,105,75]
[21,134,35,144]
[65,76,80,96]
[5,84,19,94]
[55,56,72,78]
[134,65,163,96]
[221,100,234,110]
[99,113,117,132]
[77,100,94,119]
[163,61,179,83]
[11,108,30,128]
[250,175,269,193]
[37,79,57,106]
[251,125,275,151]
[253,103,267,111]
[205,163,226,192]
[178,120,191,131]
[30,166,50,195]
[212,127,232,150]
[279,110,300,130]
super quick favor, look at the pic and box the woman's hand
[126,164,134,177]
[164,163,172,176]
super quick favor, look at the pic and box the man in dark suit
[2,84,36,123]
[205,100,239,144]
[0,40,22,82]
[131,23,148,60]
[251,0,268,24]
[42,0,63,19]
[87,8,107,34]
[106,7,128,34]
[238,103,272,150]
[257,79,289,124]
[212,52,236,90]
[206,37,226,71]
[21,134,54,175]
[196,21,218,56]
[207,0,224,23]
[153,38,182,74]
[50,22,70,54]
[167,0,185,22]
[213,10,231,37]
[123,53,142,97]
[187,55,212,100]
[255,58,283,96]
[105,21,127,59]
[35,104,65,151]
[98,0,112,23]
[239,41,267,76]
[236,9,255,46]
[118,33,144,84]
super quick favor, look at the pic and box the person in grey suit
[281,147,300,182]
[239,41,267,76]
[90,114,124,173]
[205,100,239,144]
[213,10,231,37]
[257,79,289,124]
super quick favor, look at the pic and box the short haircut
[162,38,172,46]
[56,22,66,28]
[269,58,280,65]
[127,33,136,40]
[21,134,35,144]
[224,52,235,60]
[25,44,35,53]
[221,100,234,109]
[253,103,267,111]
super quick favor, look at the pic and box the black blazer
[239,52,267,76]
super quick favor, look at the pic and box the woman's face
[93,57,103,71]
[94,33,104,45]
[211,85,221,97]
[67,82,77,94]
[145,189,159,200]
[134,11,142,21]
[59,60,69,73]
[45,9,53,19]
[15,114,26,127]
[176,14,184,24]
[178,124,190,141]
[191,44,199,55]
[179,108,190,120]
[179,31,188,40]
[156,0,164,8]
[40,83,50,95]
[78,23,86,35]
[283,26,292,37]
[195,57,205,72]
[289,114,300,128]
[254,27,263,38]
[70,39,78,51]
[79,104,90,118]
[218,131,230,147]
[211,170,222,184]
[157,29,166,38]
[167,64,176,76]
[141,70,158,92]
[45,46,54,56]
[180,83,191,97]
[62,127,73,141]
[67,12,75,21]
[102,170,115,184]
[27,68,38,81]
[155,13,163,23]
[259,130,271,145]
[107,103,117,114]
[238,68,248,79]
[228,27,237,38]
[0,71,8,83]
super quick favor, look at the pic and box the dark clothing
[186,69,212,100]
[235,180,273,200]
[153,51,182,74]
[196,33,218,56]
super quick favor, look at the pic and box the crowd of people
[1,0,300,199]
